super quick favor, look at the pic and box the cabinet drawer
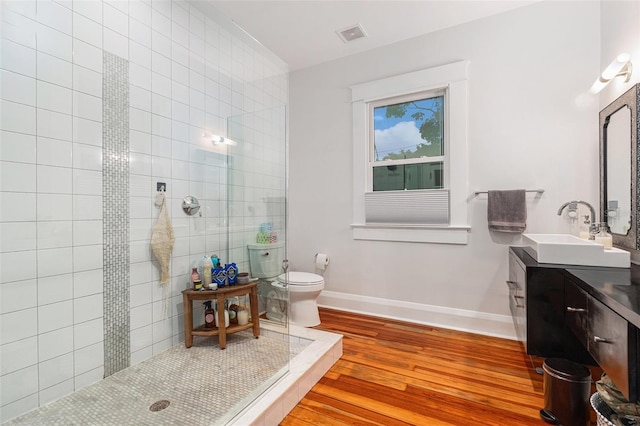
[588,297,630,398]
[565,279,589,345]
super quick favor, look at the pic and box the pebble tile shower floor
[6,331,307,425]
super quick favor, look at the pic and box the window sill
[351,224,470,244]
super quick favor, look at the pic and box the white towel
[151,194,175,285]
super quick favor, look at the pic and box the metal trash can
[541,358,592,426]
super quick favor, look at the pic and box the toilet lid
[277,272,324,286]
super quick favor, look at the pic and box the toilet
[248,242,325,327]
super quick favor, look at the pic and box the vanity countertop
[566,265,640,330]
[510,246,640,328]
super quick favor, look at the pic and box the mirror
[600,84,639,251]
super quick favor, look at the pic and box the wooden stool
[182,282,260,349]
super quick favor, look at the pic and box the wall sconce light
[589,53,633,94]
[202,133,237,146]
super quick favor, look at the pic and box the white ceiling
[209,0,541,71]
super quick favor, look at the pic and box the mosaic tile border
[102,51,131,376]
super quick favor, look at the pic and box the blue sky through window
[373,97,442,161]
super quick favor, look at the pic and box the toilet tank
[247,242,284,279]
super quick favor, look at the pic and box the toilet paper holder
[315,253,330,271]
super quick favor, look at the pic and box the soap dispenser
[578,216,591,239]
[594,223,613,249]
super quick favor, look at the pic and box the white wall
[0,0,287,421]
[289,1,601,337]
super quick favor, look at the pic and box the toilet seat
[276,272,324,286]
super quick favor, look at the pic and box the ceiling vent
[336,23,367,43]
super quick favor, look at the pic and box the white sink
[522,234,630,268]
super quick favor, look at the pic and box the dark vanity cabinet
[565,276,639,401]
[509,246,640,401]
[508,247,594,364]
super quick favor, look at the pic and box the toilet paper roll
[315,253,329,271]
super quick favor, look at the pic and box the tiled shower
[0,0,288,422]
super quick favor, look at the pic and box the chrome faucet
[557,200,598,239]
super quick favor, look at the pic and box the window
[350,61,470,244]
[371,90,445,191]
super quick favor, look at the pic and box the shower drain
[149,400,170,412]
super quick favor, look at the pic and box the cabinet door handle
[593,336,612,344]
[566,306,587,313]
[511,296,524,308]
[506,280,517,289]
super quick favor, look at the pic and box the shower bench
[182,282,260,349]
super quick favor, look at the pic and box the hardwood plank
[282,308,555,425]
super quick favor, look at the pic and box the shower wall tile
[37,165,72,194]
[0,39,36,77]
[1,193,36,223]
[37,51,72,87]
[103,27,128,59]
[0,336,38,376]
[38,353,74,390]
[130,283,152,308]
[73,65,102,97]
[72,39,102,72]
[73,317,103,350]
[36,0,72,34]
[74,366,103,391]
[36,221,73,249]
[0,364,38,406]
[37,137,73,167]
[0,131,36,164]
[73,117,102,146]
[73,220,103,246]
[37,108,72,141]
[0,308,37,345]
[73,169,102,195]
[38,326,73,361]
[1,100,36,134]
[73,269,104,298]
[0,279,37,314]
[1,69,36,105]
[0,162,36,192]
[73,12,102,48]
[72,145,101,173]
[72,244,102,271]
[129,23,152,49]
[36,23,72,61]
[74,342,104,376]
[37,247,73,278]
[74,293,104,323]
[39,378,74,407]
[73,92,102,122]
[37,194,73,221]
[38,274,73,305]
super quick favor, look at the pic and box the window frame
[350,61,470,244]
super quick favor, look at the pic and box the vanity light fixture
[202,133,237,146]
[589,53,633,94]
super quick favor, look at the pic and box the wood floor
[281,308,599,426]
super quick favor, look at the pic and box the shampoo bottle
[202,255,213,287]
[204,301,215,328]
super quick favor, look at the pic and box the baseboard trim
[318,290,517,340]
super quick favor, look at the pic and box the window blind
[364,189,449,224]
